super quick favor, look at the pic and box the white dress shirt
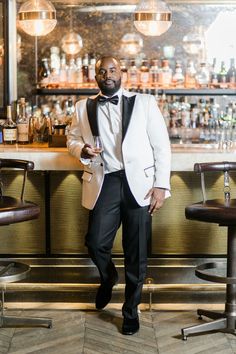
[98,88,124,173]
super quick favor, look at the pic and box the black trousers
[85,170,151,319]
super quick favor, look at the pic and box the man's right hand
[81,144,99,159]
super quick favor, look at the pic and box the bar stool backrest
[194,161,236,203]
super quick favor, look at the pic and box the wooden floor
[1,305,236,354]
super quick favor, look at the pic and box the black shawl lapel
[86,97,99,136]
[122,95,136,140]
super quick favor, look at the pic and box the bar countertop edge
[1,143,236,171]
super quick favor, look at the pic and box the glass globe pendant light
[18,0,57,36]
[134,0,172,37]
[120,33,143,56]
[61,8,83,56]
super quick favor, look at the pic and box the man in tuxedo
[67,56,171,335]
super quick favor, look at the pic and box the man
[67,56,171,335]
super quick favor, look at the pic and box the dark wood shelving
[35,87,236,96]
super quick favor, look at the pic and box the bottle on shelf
[88,57,96,85]
[195,62,210,88]
[128,59,139,88]
[227,58,236,88]
[75,57,83,87]
[16,97,29,144]
[158,59,172,88]
[149,59,159,88]
[3,105,17,145]
[210,58,219,88]
[38,58,50,88]
[185,60,197,89]
[82,54,89,84]
[218,61,228,88]
[120,59,128,87]
[67,58,77,87]
[139,59,150,88]
[59,54,68,87]
[50,46,60,75]
[172,61,185,88]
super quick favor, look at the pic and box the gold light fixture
[120,33,143,56]
[61,8,83,55]
[134,0,172,37]
[18,0,57,36]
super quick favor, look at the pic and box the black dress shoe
[122,317,139,335]
[95,275,118,310]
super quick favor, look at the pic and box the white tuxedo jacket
[67,89,171,210]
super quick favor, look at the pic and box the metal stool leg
[182,318,227,341]
[0,287,52,328]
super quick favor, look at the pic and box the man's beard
[98,78,121,96]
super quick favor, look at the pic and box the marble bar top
[1,143,236,172]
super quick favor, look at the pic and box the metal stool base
[181,309,230,340]
[0,315,52,328]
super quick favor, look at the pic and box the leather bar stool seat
[186,199,236,225]
[0,158,52,328]
[181,161,236,340]
[0,196,40,225]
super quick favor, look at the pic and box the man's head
[95,56,121,96]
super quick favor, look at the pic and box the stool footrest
[195,262,236,284]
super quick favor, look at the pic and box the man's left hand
[145,187,166,216]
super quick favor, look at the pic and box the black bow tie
[98,95,119,105]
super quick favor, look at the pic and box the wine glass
[93,136,103,153]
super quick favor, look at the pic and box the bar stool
[181,161,236,340]
[0,158,52,328]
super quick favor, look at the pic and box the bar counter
[1,143,236,171]
[0,143,234,258]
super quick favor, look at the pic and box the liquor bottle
[38,58,50,88]
[75,57,83,87]
[17,97,29,144]
[139,59,150,88]
[158,59,172,88]
[67,58,77,87]
[195,62,210,88]
[88,57,96,85]
[3,105,17,144]
[59,54,68,87]
[185,60,197,88]
[149,59,159,87]
[120,59,128,87]
[227,58,236,88]
[50,46,60,74]
[82,54,89,84]
[218,61,227,88]
[172,61,185,88]
[210,58,219,88]
[128,60,139,88]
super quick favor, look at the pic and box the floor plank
[0,308,235,353]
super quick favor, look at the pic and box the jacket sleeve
[67,100,90,164]
[146,94,171,193]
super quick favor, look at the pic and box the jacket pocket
[82,171,93,182]
[144,165,155,177]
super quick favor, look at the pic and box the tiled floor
[1,304,236,353]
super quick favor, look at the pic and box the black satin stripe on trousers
[85,170,151,319]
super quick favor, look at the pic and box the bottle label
[17,123,29,142]
[3,128,17,141]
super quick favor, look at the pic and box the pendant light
[134,0,172,37]
[120,33,143,56]
[61,8,83,56]
[18,0,57,36]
